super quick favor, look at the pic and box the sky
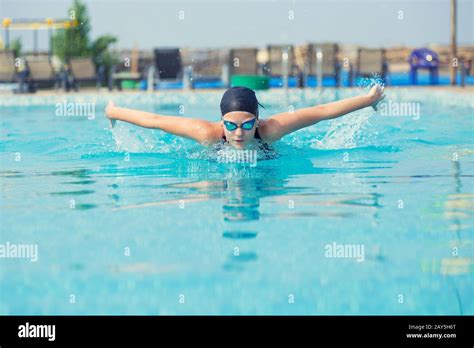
[1,0,473,51]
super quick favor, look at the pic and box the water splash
[109,123,280,163]
[110,123,156,153]
[356,73,386,89]
[313,77,383,150]
[313,107,373,150]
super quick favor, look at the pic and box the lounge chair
[353,48,388,85]
[68,57,103,91]
[229,48,259,76]
[24,56,62,91]
[305,43,341,87]
[0,50,17,83]
[0,50,32,93]
[153,48,183,89]
[182,48,227,88]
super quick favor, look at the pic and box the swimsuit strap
[254,128,272,151]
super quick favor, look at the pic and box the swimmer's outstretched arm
[261,85,385,142]
[105,101,219,143]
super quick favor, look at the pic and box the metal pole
[147,65,155,93]
[33,29,38,55]
[316,47,323,91]
[5,27,10,48]
[450,0,457,85]
[282,47,289,89]
[221,63,229,88]
[48,28,52,56]
[183,65,193,90]
[282,47,289,106]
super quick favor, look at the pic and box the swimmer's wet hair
[220,86,265,118]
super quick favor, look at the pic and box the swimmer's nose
[235,127,244,136]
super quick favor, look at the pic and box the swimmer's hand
[105,101,116,128]
[368,85,385,111]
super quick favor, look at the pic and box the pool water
[0,87,473,315]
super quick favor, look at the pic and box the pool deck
[0,85,473,97]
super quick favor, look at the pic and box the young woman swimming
[105,85,385,150]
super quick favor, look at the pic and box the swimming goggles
[223,118,257,131]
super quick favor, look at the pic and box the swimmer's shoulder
[200,121,224,145]
[257,119,280,145]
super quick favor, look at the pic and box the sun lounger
[353,48,388,85]
[24,56,61,91]
[68,57,103,91]
[152,48,183,89]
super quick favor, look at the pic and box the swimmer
[105,85,385,150]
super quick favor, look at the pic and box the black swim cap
[220,86,264,118]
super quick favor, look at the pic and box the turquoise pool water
[0,88,473,315]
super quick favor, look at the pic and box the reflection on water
[19,154,391,273]
[222,180,260,222]
[80,153,387,272]
[154,157,385,271]
[167,161,302,271]
[443,160,474,275]
[62,180,96,185]
[440,159,473,314]
[222,231,258,239]
[50,169,91,178]
[50,190,95,196]
[2,152,392,275]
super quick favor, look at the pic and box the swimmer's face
[221,111,259,149]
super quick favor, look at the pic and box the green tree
[52,0,118,75]
[90,35,117,70]
[10,38,22,58]
[52,0,91,61]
